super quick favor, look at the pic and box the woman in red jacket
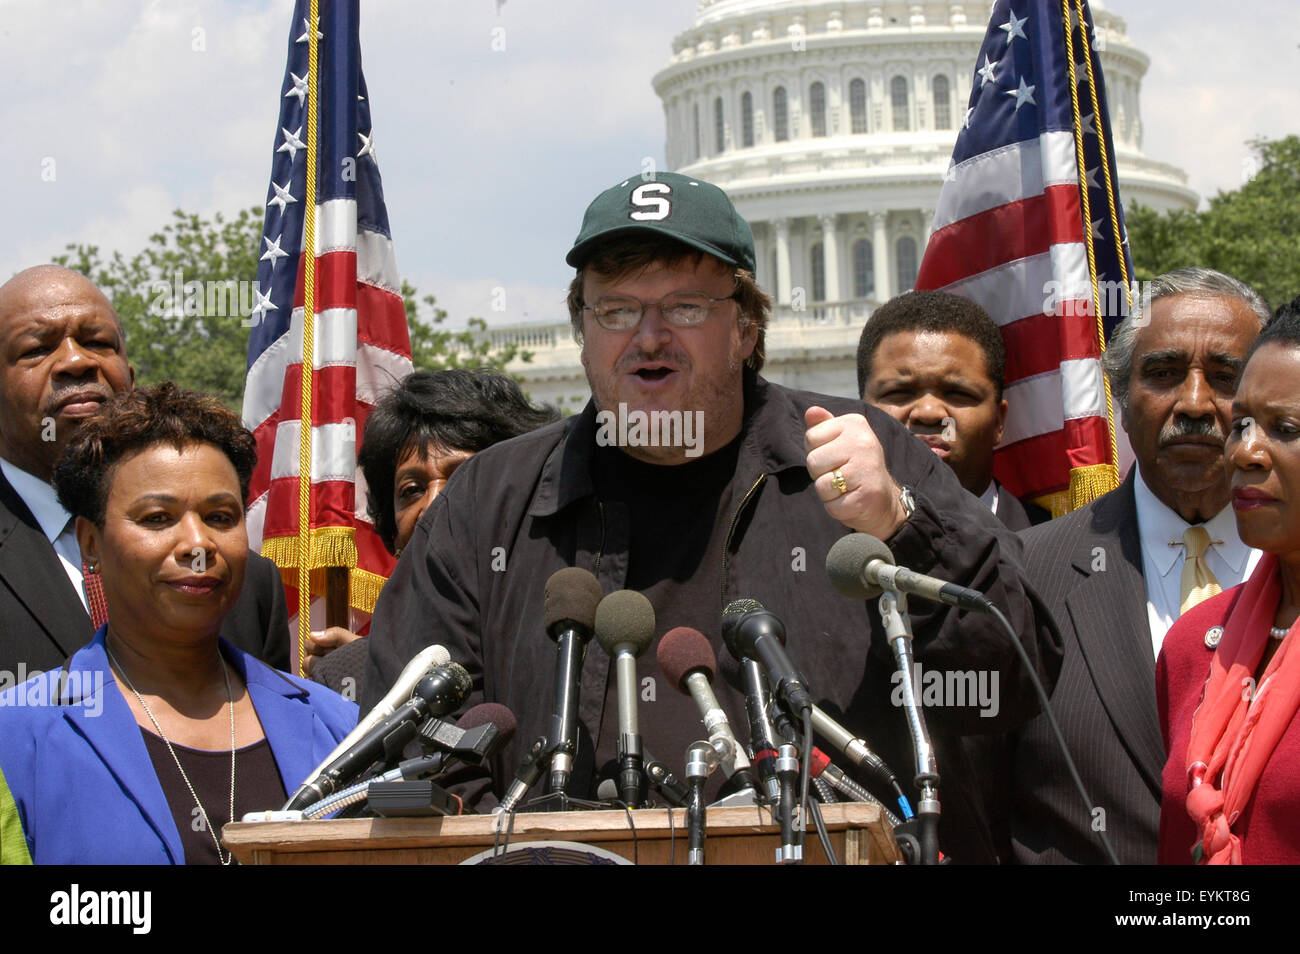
[1158,296,1300,864]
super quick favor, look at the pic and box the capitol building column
[819,214,841,305]
[773,217,791,306]
[871,211,890,304]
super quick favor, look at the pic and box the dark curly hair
[54,382,257,527]
[359,369,559,552]
[1245,292,1300,362]
[856,290,1006,400]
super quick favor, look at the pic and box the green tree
[53,207,527,407]
[1127,135,1300,309]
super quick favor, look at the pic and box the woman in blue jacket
[0,383,357,864]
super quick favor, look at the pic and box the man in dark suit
[858,290,1048,530]
[0,265,288,678]
[1009,267,1270,863]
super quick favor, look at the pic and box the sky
[1,0,1296,331]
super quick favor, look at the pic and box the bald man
[0,266,289,676]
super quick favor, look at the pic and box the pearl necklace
[107,646,236,865]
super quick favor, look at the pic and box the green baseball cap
[566,172,756,274]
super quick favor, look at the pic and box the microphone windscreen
[544,567,604,634]
[594,589,656,657]
[458,702,518,746]
[826,533,894,599]
[657,626,716,691]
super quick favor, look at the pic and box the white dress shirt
[978,481,999,517]
[1133,468,1260,658]
[0,457,90,615]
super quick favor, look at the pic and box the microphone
[542,567,604,797]
[418,702,518,769]
[290,643,451,808]
[285,662,472,811]
[826,532,991,611]
[595,589,655,807]
[297,702,520,819]
[732,656,782,805]
[721,599,813,715]
[657,626,757,794]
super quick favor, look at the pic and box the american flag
[242,0,412,654]
[916,0,1133,511]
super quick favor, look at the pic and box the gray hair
[1101,267,1271,409]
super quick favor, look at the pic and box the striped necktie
[1179,525,1222,614]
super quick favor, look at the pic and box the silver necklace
[107,646,236,866]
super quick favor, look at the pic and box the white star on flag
[999,12,1028,41]
[277,125,305,161]
[285,72,308,106]
[357,130,375,159]
[1008,76,1036,111]
[976,54,999,88]
[1085,166,1100,190]
[963,106,975,129]
[1080,112,1096,136]
[296,18,322,43]
[260,235,289,268]
[267,178,297,214]
[248,287,277,327]
[1090,217,1104,241]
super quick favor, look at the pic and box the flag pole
[296,0,320,676]
[1061,0,1119,510]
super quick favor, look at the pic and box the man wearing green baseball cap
[363,171,1060,864]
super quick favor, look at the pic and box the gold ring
[831,469,848,496]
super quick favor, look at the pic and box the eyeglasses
[581,291,738,331]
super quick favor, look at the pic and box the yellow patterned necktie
[1179,525,1222,614]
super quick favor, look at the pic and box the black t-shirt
[142,730,287,864]
[590,437,746,800]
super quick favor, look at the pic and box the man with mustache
[857,290,1048,530]
[1009,267,1269,864]
[362,172,1061,863]
[0,265,289,676]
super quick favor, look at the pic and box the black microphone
[657,626,757,795]
[285,662,472,811]
[826,532,991,611]
[541,567,604,797]
[732,656,782,805]
[721,599,813,715]
[595,589,655,807]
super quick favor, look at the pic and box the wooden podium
[223,802,900,865]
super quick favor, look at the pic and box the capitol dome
[497,0,1196,405]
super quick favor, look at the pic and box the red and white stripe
[243,198,412,585]
[917,130,1108,499]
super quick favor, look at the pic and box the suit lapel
[230,645,321,793]
[1065,478,1166,793]
[0,473,93,659]
[59,637,185,863]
